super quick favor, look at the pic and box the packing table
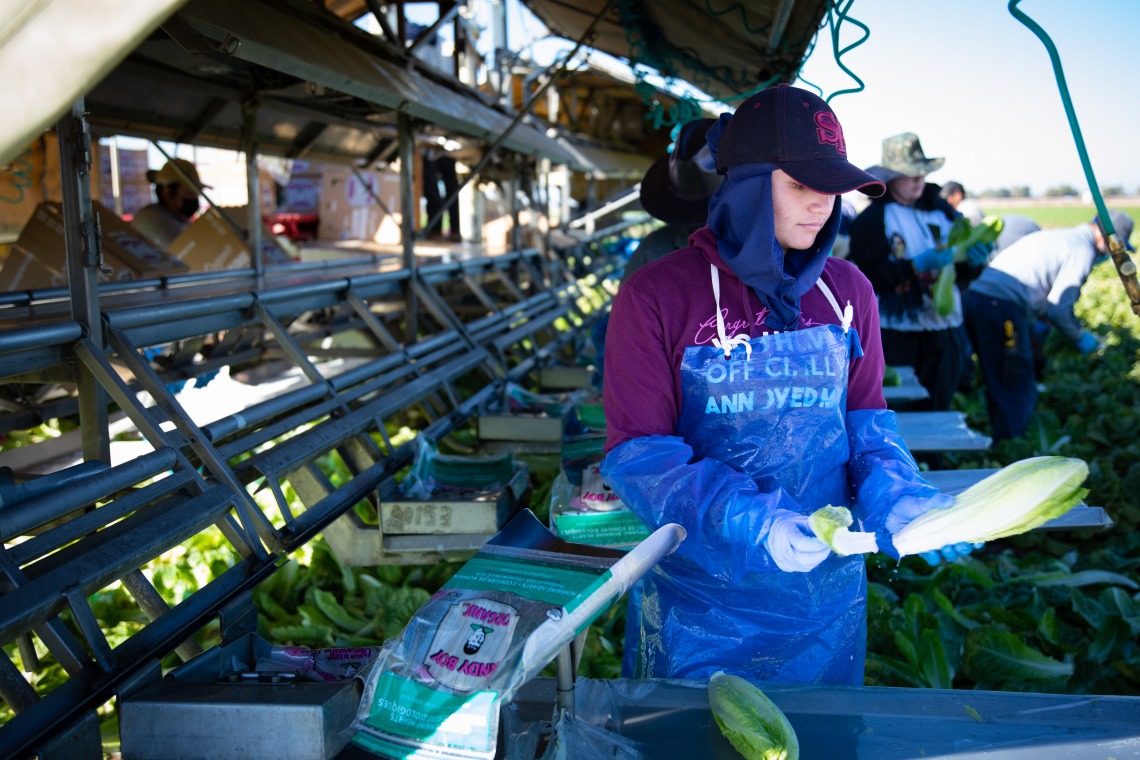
[883,365,930,406]
[333,676,1140,759]
[896,411,992,452]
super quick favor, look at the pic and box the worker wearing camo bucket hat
[849,132,992,412]
[600,86,972,685]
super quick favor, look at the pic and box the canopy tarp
[1,0,583,171]
[518,0,830,102]
[0,0,188,165]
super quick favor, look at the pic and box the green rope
[703,0,771,37]
[615,0,795,128]
[792,0,868,103]
[613,0,872,128]
[822,0,869,102]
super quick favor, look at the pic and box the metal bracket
[218,590,259,645]
[162,13,241,56]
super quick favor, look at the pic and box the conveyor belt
[0,232,619,757]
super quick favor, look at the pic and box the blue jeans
[963,291,1037,440]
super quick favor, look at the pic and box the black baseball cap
[716,84,885,198]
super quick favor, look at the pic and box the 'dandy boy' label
[423,597,519,691]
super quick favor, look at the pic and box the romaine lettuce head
[708,671,799,760]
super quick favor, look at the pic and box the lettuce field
[863,232,1140,694]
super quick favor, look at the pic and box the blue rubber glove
[1075,331,1099,354]
[966,242,993,266]
[766,511,831,573]
[885,492,954,536]
[880,491,954,560]
[920,542,985,567]
[910,246,953,273]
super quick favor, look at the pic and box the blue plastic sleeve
[601,434,801,582]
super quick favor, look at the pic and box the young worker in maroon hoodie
[601,85,971,685]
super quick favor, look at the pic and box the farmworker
[601,85,968,685]
[994,213,1041,254]
[848,133,991,411]
[962,209,1133,441]
[623,118,720,279]
[939,180,984,225]
[422,146,462,242]
[595,118,720,387]
[132,158,209,248]
[829,197,859,260]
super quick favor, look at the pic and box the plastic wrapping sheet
[501,383,585,417]
[345,510,684,759]
[548,470,651,549]
[400,437,525,499]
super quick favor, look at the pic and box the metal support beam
[120,571,204,663]
[351,166,393,217]
[768,0,797,52]
[363,0,399,43]
[363,138,399,167]
[107,137,123,216]
[419,0,615,238]
[287,122,329,159]
[398,112,418,340]
[177,97,229,145]
[511,157,523,254]
[57,99,110,465]
[242,99,264,277]
[407,2,460,57]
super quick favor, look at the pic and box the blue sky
[490,0,1140,197]
[795,0,1140,196]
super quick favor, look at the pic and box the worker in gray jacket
[963,209,1133,440]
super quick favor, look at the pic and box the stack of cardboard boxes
[1,145,540,290]
[0,133,68,246]
[315,164,405,246]
[2,201,188,289]
[165,206,294,272]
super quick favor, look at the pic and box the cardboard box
[283,160,322,214]
[164,206,297,271]
[166,208,252,271]
[0,133,103,241]
[317,166,403,245]
[214,205,296,264]
[0,134,62,236]
[0,245,61,290]
[282,175,320,214]
[0,200,187,289]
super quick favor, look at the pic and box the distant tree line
[974,185,1130,198]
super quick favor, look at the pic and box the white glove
[766,511,831,573]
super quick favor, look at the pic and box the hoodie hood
[705,116,841,331]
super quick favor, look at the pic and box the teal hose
[1009,0,1140,316]
[1007,1,1110,230]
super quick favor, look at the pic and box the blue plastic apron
[633,265,869,684]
